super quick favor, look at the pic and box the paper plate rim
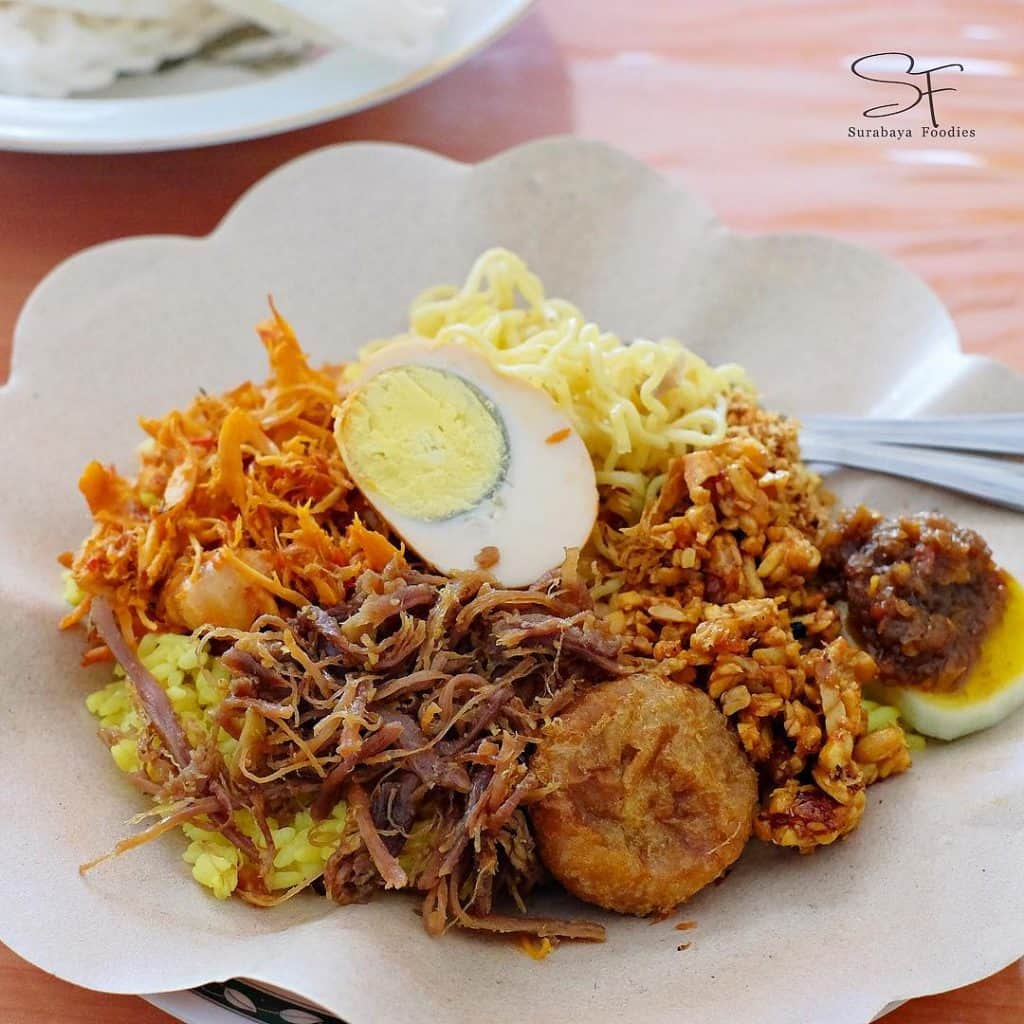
[9,135,992,396]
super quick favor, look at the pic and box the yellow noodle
[356,248,754,516]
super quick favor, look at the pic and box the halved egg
[335,338,598,587]
[866,575,1024,741]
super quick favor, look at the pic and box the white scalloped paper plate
[0,0,534,152]
[0,139,1021,1024]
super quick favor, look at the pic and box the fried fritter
[529,674,757,915]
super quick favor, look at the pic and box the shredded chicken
[103,557,621,940]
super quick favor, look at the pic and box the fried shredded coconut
[588,398,912,850]
[68,305,390,645]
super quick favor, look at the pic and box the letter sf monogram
[851,52,964,128]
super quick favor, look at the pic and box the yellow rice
[85,630,349,900]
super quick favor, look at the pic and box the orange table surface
[0,1,1021,1021]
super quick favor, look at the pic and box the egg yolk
[339,365,508,521]
[913,574,1024,708]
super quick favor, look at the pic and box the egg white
[337,338,598,587]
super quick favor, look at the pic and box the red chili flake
[81,645,114,667]
[474,546,501,570]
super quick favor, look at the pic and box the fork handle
[800,435,1024,512]
[802,414,1024,455]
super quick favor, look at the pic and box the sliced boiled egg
[866,575,1024,741]
[335,337,598,587]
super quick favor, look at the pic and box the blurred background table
[0,0,1020,1021]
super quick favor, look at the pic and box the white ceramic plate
[0,0,534,153]
[1,139,1021,1024]
[142,983,906,1023]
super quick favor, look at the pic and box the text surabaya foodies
[848,125,977,139]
